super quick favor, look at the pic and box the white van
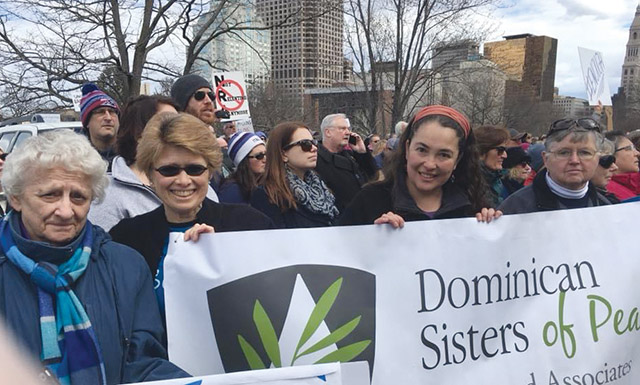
[0,122,83,153]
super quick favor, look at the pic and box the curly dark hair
[382,114,491,211]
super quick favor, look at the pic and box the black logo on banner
[206,265,376,374]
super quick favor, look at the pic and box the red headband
[410,105,471,138]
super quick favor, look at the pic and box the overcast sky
[484,0,638,100]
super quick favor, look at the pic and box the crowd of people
[0,73,637,384]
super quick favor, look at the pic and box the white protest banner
[212,72,251,121]
[72,92,82,112]
[578,47,613,106]
[125,362,369,385]
[165,203,640,384]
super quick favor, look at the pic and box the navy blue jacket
[250,187,335,229]
[0,221,188,384]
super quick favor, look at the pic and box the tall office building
[431,40,480,78]
[484,34,557,103]
[193,2,271,85]
[256,0,344,113]
[621,4,640,93]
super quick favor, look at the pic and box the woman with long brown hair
[250,121,339,228]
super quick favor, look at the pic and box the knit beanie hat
[502,146,532,169]
[227,132,265,166]
[80,83,120,128]
[170,74,212,111]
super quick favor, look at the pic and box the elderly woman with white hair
[0,130,188,384]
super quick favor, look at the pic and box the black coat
[315,145,377,212]
[498,169,612,215]
[250,187,334,229]
[110,198,274,274]
[339,173,475,226]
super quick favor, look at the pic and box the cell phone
[215,109,231,119]
[349,135,357,145]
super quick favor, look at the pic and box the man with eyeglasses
[79,83,121,163]
[315,113,377,212]
[603,131,640,201]
[170,74,218,126]
[499,118,612,214]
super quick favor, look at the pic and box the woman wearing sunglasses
[110,113,273,318]
[474,125,510,207]
[250,122,339,228]
[218,132,266,204]
[339,105,499,228]
[604,131,640,201]
[501,146,532,198]
[88,95,219,231]
[591,139,620,204]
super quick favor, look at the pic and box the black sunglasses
[193,90,215,102]
[247,152,266,160]
[598,155,616,168]
[155,164,208,177]
[492,146,507,155]
[283,139,318,152]
[0,153,7,161]
[549,118,601,136]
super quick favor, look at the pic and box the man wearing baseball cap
[79,83,121,162]
[170,74,218,126]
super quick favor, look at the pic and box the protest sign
[213,72,251,121]
[164,203,640,384]
[578,47,613,106]
[126,362,369,385]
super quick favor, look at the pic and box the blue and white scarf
[286,168,340,219]
[0,214,106,385]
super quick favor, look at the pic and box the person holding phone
[315,113,376,212]
[250,122,339,228]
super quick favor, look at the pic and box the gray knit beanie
[170,74,212,111]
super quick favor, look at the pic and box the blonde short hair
[136,112,222,178]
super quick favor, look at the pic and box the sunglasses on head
[247,152,266,160]
[193,90,215,102]
[283,139,318,152]
[598,155,616,168]
[549,118,601,136]
[492,146,506,155]
[155,164,208,177]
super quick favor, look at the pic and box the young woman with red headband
[339,105,500,227]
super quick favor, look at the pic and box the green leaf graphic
[297,316,362,359]
[293,277,343,360]
[253,300,282,367]
[314,340,371,364]
[237,335,266,370]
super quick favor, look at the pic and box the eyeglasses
[548,148,597,160]
[193,91,215,102]
[247,152,266,160]
[599,155,616,168]
[283,139,318,152]
[155,164,208,177]
[0,153,7,161]
[615,145,634,153]
[491,146,507,155]
[549,118,601,136]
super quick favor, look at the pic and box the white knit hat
[227,132,265,166]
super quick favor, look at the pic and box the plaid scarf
[0,214,106,385]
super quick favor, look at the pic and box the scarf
[286,168,340,219]
[0,214,106,385]
[545,172,588,199]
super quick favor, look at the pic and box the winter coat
[482,166,506,207]
[606,172,640,201]
[315,145,377,212]
[89,156,218,232]
[218,179,250,204]
[339,172,475,226]
[498,169,612,215]
[250,187,335,229]
[110,198,274,274]
[0,219,189,384]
